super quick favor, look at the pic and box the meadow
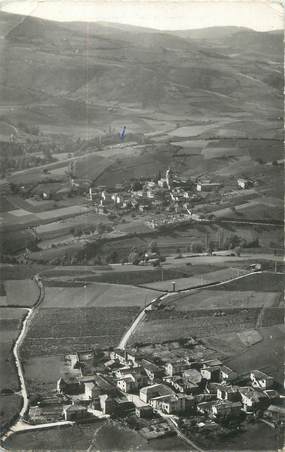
[0,280,39,307]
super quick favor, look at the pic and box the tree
[191,242,204,253]
[128,250,140,265]
[148,240,160,255]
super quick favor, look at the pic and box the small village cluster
[86,169,254,221]
[28,347,284,440]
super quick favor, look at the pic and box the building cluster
[29,346,283,437]
[87,169,197,218]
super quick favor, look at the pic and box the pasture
[1,280,39,307]
[163,289,282,311]
[214,272,284,291]
[143,267,248,291]
[0,394,22,435]
[42,283,160,308]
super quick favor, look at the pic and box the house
[196,182,222,192]
[140,384,175,404]
[63,403,88,421]
[117,374,137,393]
[136,405,153,418]
[126,351,143,366]
[164,375,199,395]
[116,366,148,388]
[83,382,95,400]
[237,178,253,189]
[217,385,242,403]
[165,360,189,377]
[211,401,242,418]
[220,366,237,383]
[263,390,280,402]
[183,368,202,386]
[159,395,195,414]
[99,394,115,415]
[201,366,221,382]
[239,387,269,413]
[110,349,127,365]
[250,370,274,389]
[141,359,164,383]
[197,401,217,415]
[57,377,84,396]
[113,397,135,413]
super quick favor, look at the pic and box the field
[163,289,282,311]
[67,264,222,287]
[23,355,66,396]
[0,264,50,281]
[22,306,140,357]
[41,283,161,308]
[0,394,22,435]
[0,308,26,392]
[0,280,39,307]
[0,308,26,431]
[214,272,284,291]
[130,307,261,346]
[143,267,248,291]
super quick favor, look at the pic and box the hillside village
[26,345,284,445]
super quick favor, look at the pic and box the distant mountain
[0,12,283,138]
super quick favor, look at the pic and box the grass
[78,264,220,287]
[225,325,284,385]
[0,308,27,393]
[4,422,106,451]
[42,283,160,308]
[23,355,65,397]
[0,264,50,281]
[0,308,26,431]
[143,267,248,291]
[213,272,284,291]
[0,394,22,435]
[1,280,39,307]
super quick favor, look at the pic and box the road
[118,292,170,349]
[1,275,45,443]
[158,410,204,452]
[118,270,259,350]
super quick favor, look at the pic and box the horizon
[0,0,283,31]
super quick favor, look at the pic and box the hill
[0,13,282,138]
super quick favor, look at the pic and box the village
[85,169,255,226]
[25,344,285,445]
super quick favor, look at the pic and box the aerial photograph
[0,0,284,450]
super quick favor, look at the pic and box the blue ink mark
[120,125,126,141]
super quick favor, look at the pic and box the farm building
[140,384,174,404]
[237,178,254,189]
[196,182,222,192]
[57,376,84,396]
[63,403,88,421]
[250,370,274,389]
[136,405,153,418]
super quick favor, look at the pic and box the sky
[0,0,283,31]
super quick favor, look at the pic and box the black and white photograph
[0,0,284,450]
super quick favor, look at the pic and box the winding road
[1,275,45,442]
